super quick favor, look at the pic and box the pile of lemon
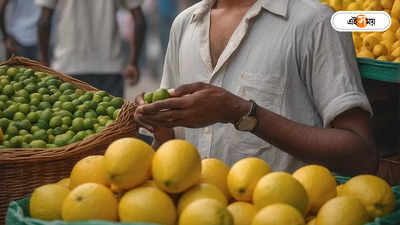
[321,0,400,62]
[29,138,396,225]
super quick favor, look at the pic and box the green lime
[25,83,37,93]
[30,105,38,112]
[85,111,97,119]
[49,88,58,95]
[0,78,8,86]
[54,133,73,146]
[16,89,29,99]
[77,104,88,112]
[62,101,75,112]
[75,89,85,96]
[63,89,75,96]
[2,84,14,96]
[30,98,40,106]
[86,130,94,136]
[49,116,62,128]
[72,99,81,107]
[84,100,97,110]
[19,104,30,114]
[10,135,23,148]
[27,112,39,123]
[23,77,36,85]
[98,117,108,126]
[42,94,51,103]
[38,87,49,95]
[0,101,5,110]
[19,120,32,130]
[106,106,116,117]
[6,67,18,77]
[53,127,65,135]
[98,102,110,109]
[46,78,62,87]
[95,126,105,133]
[110,97,124,108]
[33,130,48,141]
[48,134,55,143]
[17,75,28,82]
[55,110,73,118]
[83,118,95,129]
[96,105,107,115]
[61,124,69,131]
[23,68,34,76]
[93,94,103,103]
[39,109,52,121]
[0,118,10,129]
[13,96,27,104]
[46,128,54,135]
[73,110,84,118]
[30,93,42,100]
[13,112,25,121]
[37,81,46,88]
[6,125,18,137]
[66,130,75,137]
[78,95,89,103]
[0,94,8,101]
[144,92,153,104]
[53,101,62,108]
[46,144,57,148]
[152,88,170,102]
[59,82,75,92]
[96,90,108,97]
[30,140,47,148]
[59,95,71,102]
[102,96,111,102]
[39,102,51,110]
[23,134,33,143]
[30,125,40,133]
[13,82,24,91]
[62,116,72,126]
[18,67,26,73]
[35,119,49,129]
[72,118,85,132]
[105,120,113,127]
[113,109,121,120]
[34,71,46,78]
[19,130,29,136]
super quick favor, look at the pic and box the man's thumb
[172,82,207,97]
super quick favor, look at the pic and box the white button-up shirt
[161,0,372,172]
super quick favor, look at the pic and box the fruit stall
[1,0,400,225]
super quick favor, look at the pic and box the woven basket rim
[0,57,137,164]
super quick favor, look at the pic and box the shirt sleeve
[122,0,144,9]
[34,0,57,8]
[302,12,372,128]
[160,19,180,89]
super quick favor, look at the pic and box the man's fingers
[137,109,185,128]
[172,82,208,97]
[135,92,145,105]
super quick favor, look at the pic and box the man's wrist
[229,98,252,124]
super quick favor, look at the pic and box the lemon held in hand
[152,88,170,102]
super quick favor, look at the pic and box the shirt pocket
[238,72,285,114]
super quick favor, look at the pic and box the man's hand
[134,92,174,148]
[123,64,140,86]
[4,36,17,57]
[135,82,251,128]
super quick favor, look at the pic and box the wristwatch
[234,100,258,132]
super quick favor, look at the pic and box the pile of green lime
[0,65,124,149]
[144,88,170,104]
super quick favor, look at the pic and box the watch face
[238,117,258,131]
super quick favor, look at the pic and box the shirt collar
[191,0,289,23]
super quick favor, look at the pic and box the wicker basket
[0,57,138,223]
[378,155,400,186]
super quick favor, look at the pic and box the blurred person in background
[35,0,146,97]
[0,0,41,59]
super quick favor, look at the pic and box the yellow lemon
[376,55,392,61]
[352,33,362,50]
[179,198,234,225]
[392,47,400,58]
[357,49,375,59]
[367,1,383,10]
[347,2,362,10]
[251,203,305,225]
[363,35,380,51]
[56,178,70,189]
[293,165,337,214]
[201,158,231,199]
[253,172,309,215]
[394,57,400,62]
[380,40,394,52]
[178,183,227,214]
[104,138,154,189]
[308,218,316,225]
[152,139,201,193]
[119,186,177,225]
[342,175,395,218]
[227,157,271,201]
[393,41,400,51]
[69,155,109,189]
[396,29,400,40]
[62,183,118,221]
[392,0,400,18]
[329,0,343,10]
[342,0,354,8]
[336,184,345,196]
[141,179,157,188]
[381,0,394,9]
[316,196,370,225]
[227,202,257,225]
[390,18,400,32]
[383,30,396,43]
[29,184,69,220]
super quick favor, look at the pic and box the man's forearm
[130,7,146,66]
[37,8,53,65]
[251,106,378,175]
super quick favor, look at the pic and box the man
[0,0,41,59]
[35,0,146,97]
[135,0,378,175]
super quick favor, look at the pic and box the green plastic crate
[6,177,400,225]
[357,58,400,83]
